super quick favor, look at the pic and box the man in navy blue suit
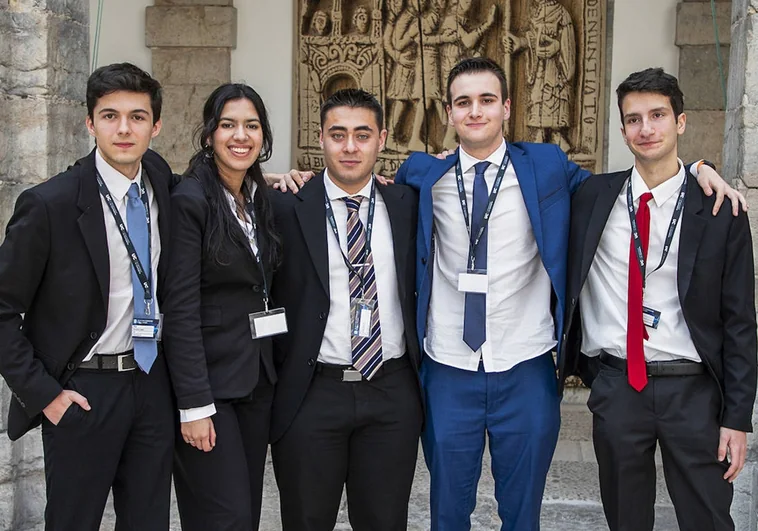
[393,57,742,530]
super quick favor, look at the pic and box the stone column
[0,0,89,528]
[675,0,732,167]
[724,1,758,529]
[145,0,237,173]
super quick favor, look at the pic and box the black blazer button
[307,358,315,366]
[89,331,98,340]
[66,362,75,371]
[414,291,418,298]
[252,285,261,293]
[570,297,576,306]
[318,312,326,320]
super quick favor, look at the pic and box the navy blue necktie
[462,161,490,352]
[126,183,157,373]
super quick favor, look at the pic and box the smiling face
[447,71,510,159]
[211,98,263,182]
[86,90,161,179]
[620,91,685,166]
[320,105,387,194]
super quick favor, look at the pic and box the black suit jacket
[269,172,421,443]
[560,169,757,432]
[162,177,276,409]
[0,149,173,440]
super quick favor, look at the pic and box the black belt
[316,355,409,382]
[599,351,705,377]
[79,350,137,372]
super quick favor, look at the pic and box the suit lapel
[677,172,706,305]
[419,152,457,256]
[377,182,409,305]
[509,144,544,251]
[579,170,630,285]
[294,172,330,297]
[141,158,172,289]
[76,150,110,311]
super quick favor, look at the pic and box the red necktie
[627,192,654,391]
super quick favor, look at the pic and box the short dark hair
[616,68,684,123]
[446,57,509,105]
[86,63,163,123]
[320,88,384,130]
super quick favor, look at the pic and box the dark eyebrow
[327,125,347,132]
[98,108,150,115]
[219,116,260,123]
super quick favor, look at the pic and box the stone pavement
[97,389,678,530]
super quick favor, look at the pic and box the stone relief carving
[295,0,606,175]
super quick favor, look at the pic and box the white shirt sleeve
[179,403,217,423]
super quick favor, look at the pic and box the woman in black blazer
[162,84,282,530]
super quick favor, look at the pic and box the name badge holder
[324,179,379,338]
[242,184,288,339]
[627,175,687,330]
[454,152,510,294]
[96,172,159,340]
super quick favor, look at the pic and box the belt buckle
[342,369,362,382]
[117,354,134,372]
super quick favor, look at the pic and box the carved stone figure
[504,0,576,152]
[383,0,416,152]
[310,9,329,36]
[352,6,370,35]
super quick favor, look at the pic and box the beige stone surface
[153,48,231,86]
[145,6,237,48]
[679,110,725,168]
[676,2,731,46]
[155,0,232,5]
[678,44,731,111]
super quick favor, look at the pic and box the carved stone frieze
[295,0,607,174]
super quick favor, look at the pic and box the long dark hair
[184,83,281,268]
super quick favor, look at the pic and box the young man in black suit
[0,63,175,530]
[561,68,756,530]
[269,89,423,531]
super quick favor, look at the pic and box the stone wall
[145,0,236,174]
[0,0,90,528]
[724,0,758,529]
[676,0,732,167]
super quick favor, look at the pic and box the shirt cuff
[689,159,705,178]
[179,403,216,423]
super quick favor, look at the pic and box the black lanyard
[96,171,153,315]
[241,184,272,310]
[627,174,687,288]
[456,150,511,270]
[324,178,377,296]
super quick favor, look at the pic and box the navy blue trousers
[421,353,561,531]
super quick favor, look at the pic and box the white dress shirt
[318,170,406,365]
[580,161,701,362]
[179,182,262,423]
[86,149,161,361]
[425,139,557,372]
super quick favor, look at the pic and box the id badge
[457,269,488,294]
[133,318,159,339]
[249,308,288,339]
[642,306,661,329]
[156,313,164,341]
[350,298,376,338]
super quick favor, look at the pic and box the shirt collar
[458,138,508,175]
[323,168,373,201]
[95,148,143,202]
[223,180,258,209]
[630,159,686,207]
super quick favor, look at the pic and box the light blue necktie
[462,161,490,352]
[126,182,157,372]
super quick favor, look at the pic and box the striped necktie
[343,196,383,379]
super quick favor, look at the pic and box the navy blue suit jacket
[394,142,591,369]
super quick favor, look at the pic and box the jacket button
[252,285,261,293]
[571,297,576,305]
[421,257,427,265]
[318,312,326,320]
[89,331,98,340]
[307,358,315,366]
[414,291,418,298]
[66,362,75,371]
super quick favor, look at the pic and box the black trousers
[272,357,423,531]
[41,354,174,531]
[173,374,274,531]
[588,359,733,531]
